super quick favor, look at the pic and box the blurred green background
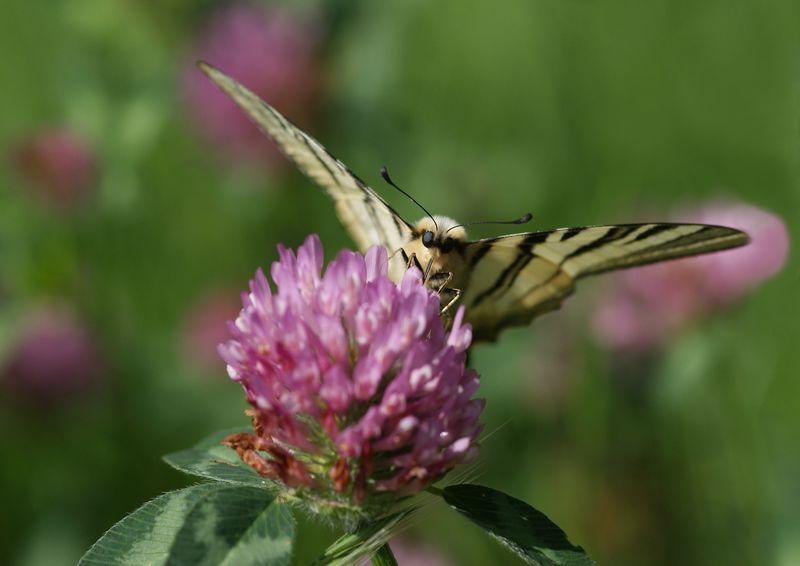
[0,1,797,564]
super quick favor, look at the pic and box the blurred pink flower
[180,289,242,374]
[11,129,96,208]
[592,200,789,352]
[2,305,102,405]
[219,235,483,519]
[183,4,323,167]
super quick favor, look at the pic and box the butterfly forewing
[462,223,749,341]
[198,62,413,280]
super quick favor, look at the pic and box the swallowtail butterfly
[199,62,748,341]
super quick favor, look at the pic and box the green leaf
[442,484,594,566]
[163,428,276,488]
[371,544,399,566]
[80,483,295,566]
[312,512,407,566]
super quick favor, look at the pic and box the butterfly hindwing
[198,62,413,280]
[462,223,749,341]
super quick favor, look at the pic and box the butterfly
[199,62,749,342]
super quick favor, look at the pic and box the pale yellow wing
[462,223,749,341]
[198,62,413,279]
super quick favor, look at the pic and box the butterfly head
[415,215,467,254]
[405,215,468,288]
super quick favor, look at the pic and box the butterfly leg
[388,247,406,262]
[430,271,462,315]
[440,287,462,316]
[401,251,425,273]
[422,258,435,283]
[431,271,454,295]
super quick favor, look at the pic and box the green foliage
[442,484,594,566]
[79,483,295,566]
[163,429,277,489]
[87,439,596,565]
[311,512,408,566]
[370,544,399,566]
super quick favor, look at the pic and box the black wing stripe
[628,224,675,244]
[361,195,391,242]
[564,226,624,260]
[317,144,414,236]
[258,95,347,191]
[576,226,739,276]
[391,214,408,244]
[280,113,412,244]
[298,135,339,186]
[261,101,292,134]
[343,163,369,189]
[522,231,551,245]
[470,225,676,310]
[502,225,641,303]
[471,253,529,308]
[468,243,493,269]
[499,239,541,297]
[503,254,535,294]
[611,224,645,242]
[560,227,584,241]
[470,233,541,307]
[629,225,716,254]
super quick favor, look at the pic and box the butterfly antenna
[446,212,532,233]
[380,166,438,230]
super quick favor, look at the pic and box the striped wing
[199,62,413,279]
[462,223,749,341]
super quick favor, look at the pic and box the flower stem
[372,543,398,566]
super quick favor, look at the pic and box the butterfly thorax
[402,216,469,291]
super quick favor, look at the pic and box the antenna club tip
[379,166,437,230]
[520,212,533,223]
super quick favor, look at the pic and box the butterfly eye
[441,238,454,253]
[422,231,435,248]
